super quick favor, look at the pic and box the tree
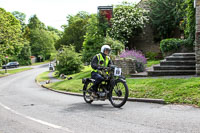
[56,11,89,52]
[27,15,56,60]
[29,28,55,60]
[158,0,195,56]
[148,0,183,40]
[108,2,148,45]
[82,14,105,63]
[47,26,61,49]
[17,40,32,65]
[47,26,62,37]
[0,8,24,65]
[12,11,26,32]
[28,15,46,30]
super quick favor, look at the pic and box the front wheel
[109,80,129,108]
[83,81,94,104]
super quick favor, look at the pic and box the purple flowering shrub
[120,50,147,64]
[119,50,147,72]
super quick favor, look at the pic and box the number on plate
[114,67,122,76]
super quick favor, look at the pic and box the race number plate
[114,67,122,76]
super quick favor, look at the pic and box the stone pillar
[195,0,200,75]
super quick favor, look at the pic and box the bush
[18,59,31,66]
[120,50,147,72]
[56,46,83,75]
[160,38,193,55]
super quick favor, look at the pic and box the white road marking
[0,102,73,133]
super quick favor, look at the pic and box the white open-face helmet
[101,45,111,54]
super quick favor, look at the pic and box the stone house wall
[130,24,161,54]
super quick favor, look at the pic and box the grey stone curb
[35,79,165,104]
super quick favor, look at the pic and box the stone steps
[153,65,196,70]
[160,60,196,66]
[147,53,196,76]
[148,70,196,76]
[166,56,195,61]
[172,53,195,56]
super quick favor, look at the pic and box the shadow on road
[63,102,122,113]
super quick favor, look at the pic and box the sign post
[98,6,113,36]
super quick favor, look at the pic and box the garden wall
[113,58,136,75]
[130,24,160,54]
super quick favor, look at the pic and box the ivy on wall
[184,0,195,41]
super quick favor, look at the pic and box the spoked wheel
[83,81,93,104]
[109,80,129,108]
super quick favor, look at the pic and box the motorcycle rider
[91,45,112,98]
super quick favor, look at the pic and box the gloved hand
[97,66,104,70]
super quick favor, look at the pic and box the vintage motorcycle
[82,65,129,108]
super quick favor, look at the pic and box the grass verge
[146,60,160,67]
[126,78,200,106]
[38,66,200,107]
[36,71,50,82]
[0,68,32,77]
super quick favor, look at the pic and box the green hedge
[160,38,193,54]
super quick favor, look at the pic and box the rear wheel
[83,81,94,104]
[109,80,129,108]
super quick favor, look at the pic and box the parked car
[2,62,19,69]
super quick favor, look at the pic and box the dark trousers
[91,72,104,92]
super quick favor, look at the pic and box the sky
[0,0,141,31]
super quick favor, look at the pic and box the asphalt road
[0,64,200,133]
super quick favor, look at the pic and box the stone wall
[113,58,136,75]
[130,24,161,54]
[195,0,200,75]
